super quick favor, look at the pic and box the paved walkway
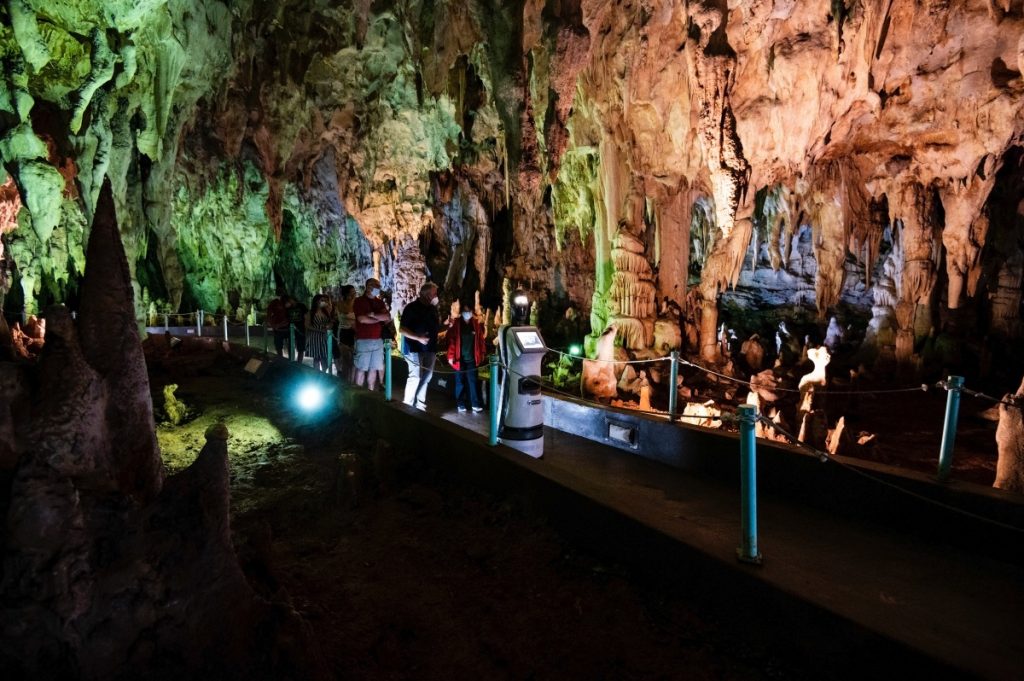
[390,398,1024,681]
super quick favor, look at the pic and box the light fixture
[568,344,582,356]
[296,383,326,412]
[513,294,529,306]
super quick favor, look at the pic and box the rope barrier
[938,379,1024,411]
[757,413,1024,534]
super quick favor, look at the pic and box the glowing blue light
[296,383,325,411]
[568,344,583,356]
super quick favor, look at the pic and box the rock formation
[0,182,320,679]
[994,377,1024,495]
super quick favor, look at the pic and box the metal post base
[736,549,763,565]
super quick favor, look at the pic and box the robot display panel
[513,329,545,352]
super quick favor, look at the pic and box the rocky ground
[144,339,837,680]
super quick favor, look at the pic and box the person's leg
[414,351,435,406]
[466,361,482,409]
[274,330,286,356]
[454,368,468,409]
[295,331,305,363]
[403,353,420,404]
[353,339,370,387]
[367,340,383,391]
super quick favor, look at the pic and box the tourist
[352,277,390,390]
[285,294,307,363]
[308,294,334,373]
[447,299,486,413]
[335,284,357,378]
[266,289,289,357]
[399,282,441,409]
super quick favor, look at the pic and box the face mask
[370,287,381,297]
[461,311,473,321]
[430,296,439,306]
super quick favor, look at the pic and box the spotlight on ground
[568,344,582,356]
[296,383,326,412]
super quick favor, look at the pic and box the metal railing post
[245,322,250,346]
[938,375,964,482]
[737,404,762,565]
[222,314,229,342]
[288,324,295,361]
[384,340,393,400]
[489,354,500,446]
[164,313,169,331]
[262,325,268,354]
[326,330,334,375]
[196,311,202,337]
[668,350,679,421]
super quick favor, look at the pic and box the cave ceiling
[0,0,1022,360]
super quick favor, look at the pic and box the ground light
[296,382,327,412]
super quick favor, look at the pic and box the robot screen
[514,330,545,350]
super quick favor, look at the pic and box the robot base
[500,436,544,459]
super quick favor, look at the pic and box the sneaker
[471,406,484,413]
[415,401,427,411]
[457,405,468,413]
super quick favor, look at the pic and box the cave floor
[145,339,1023,681]
[146,341,809,681]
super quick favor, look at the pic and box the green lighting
[568,344,582,356]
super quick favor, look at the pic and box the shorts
[353,338,384,372]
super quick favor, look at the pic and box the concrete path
[389,399,1024,681]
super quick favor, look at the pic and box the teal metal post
[938,375,964,482]
[245,323,250,346]
[196,311,202,337]
[288,324,295,361]
[262,325,268,354]
[668,351,679,421]
[326,330,334,375]
[222,314,229,342]
[199,309,204,328]
[384,340,393,400]
[737,405,762,565]
[488,355,500,446]
[164,313,169,331]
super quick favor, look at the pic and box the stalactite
[808,176,847,319]
[939,171,997,310]
[885,179,940,366]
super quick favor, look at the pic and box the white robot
[497,290,546,458]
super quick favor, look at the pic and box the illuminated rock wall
[0,1,1021,368]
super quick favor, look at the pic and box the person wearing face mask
[399,281,441,409]
[353,277,391,390]
[447,298,487,413]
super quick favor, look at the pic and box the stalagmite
[994,377,1024,495]
[582,324,618,400]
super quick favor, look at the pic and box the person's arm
[354,298,378,324]
[399,306,428,344]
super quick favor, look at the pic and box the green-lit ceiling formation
[1,1,1022,364]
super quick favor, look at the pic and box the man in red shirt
[265,288,289,357]
[352,277,391,390]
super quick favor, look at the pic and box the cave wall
[0,1,1021,368]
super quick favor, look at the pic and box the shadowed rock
[76,180,162,502]
[0,182,325,680]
